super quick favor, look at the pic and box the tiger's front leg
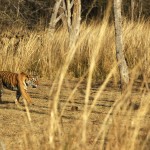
[0,78,3,103]
[15,90,21,105]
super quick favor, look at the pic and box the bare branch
[55,13,65,24]
[49,0,63,32]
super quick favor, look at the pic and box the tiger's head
[26,76,38,88]
[20,72,38,88]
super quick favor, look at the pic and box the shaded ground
[0,78,150,149]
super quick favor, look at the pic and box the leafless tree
[49,0,81,46]
[131,0,135,20]
[114,0,129,91]
[67,0,81,48]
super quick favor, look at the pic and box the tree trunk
[114,0,129,91]
[131,0,135,21]
[66,0,81,48]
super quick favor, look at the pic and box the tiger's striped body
[0,71,38,105]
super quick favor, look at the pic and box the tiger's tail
[18,73,32,104]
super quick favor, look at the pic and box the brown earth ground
[0,78,150,150]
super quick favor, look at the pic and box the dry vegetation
[0,19,150,150]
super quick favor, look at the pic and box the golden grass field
[0,19,150,149]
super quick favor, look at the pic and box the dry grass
[0,19,150,150]
[0,20,150,78]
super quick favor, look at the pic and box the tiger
[0,71,38,106]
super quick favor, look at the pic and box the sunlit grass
[0,19,150,149]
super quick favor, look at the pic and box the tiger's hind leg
[0,78,3,103]
[15,90,21,105]
[15,90,25,110]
